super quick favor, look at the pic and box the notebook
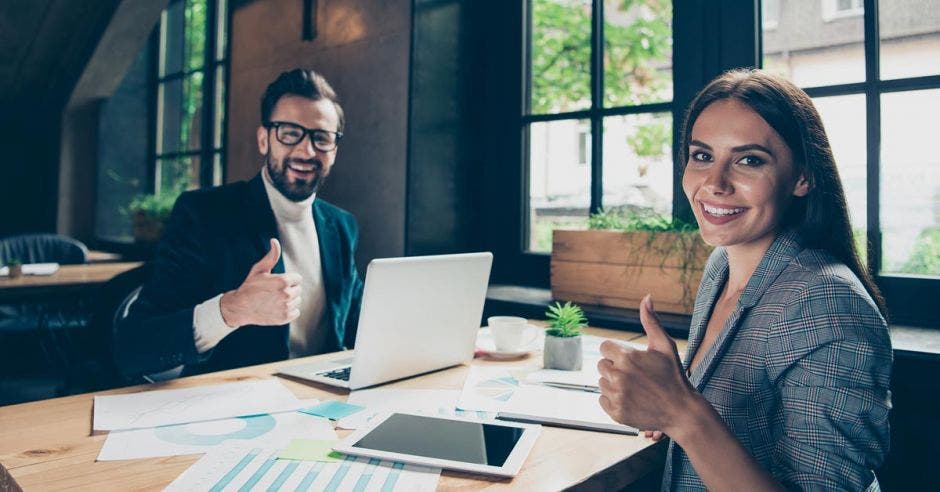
[496,385,638,435]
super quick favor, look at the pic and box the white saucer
[476,327,542,359]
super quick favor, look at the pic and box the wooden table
[0,326,690,491]
[0,262,142,300]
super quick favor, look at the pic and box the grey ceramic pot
[543,334,583,370]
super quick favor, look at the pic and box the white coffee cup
[488,316,538,352]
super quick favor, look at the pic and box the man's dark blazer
[115,173,364,378]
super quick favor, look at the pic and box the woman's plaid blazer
[662,230,892,491]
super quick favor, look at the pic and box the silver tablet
[333,412,542,477]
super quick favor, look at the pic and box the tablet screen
[351,413,525,467]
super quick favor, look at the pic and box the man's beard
[266,154,326,201]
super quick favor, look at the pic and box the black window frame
[759,0,940,326]
[480,0,938,328]
[152,0,230,196]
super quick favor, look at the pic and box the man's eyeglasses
[265,121,343,152]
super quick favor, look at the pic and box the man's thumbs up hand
[220,238,303,328]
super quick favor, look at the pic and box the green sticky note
[277,439,344,462]
[298,400,365,420]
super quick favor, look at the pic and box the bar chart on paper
[165,445,441,491]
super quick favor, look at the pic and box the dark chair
[0,233,88,265]
[0,234,89,404]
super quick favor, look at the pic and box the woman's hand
[597,294,698,434]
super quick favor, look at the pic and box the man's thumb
[250,238,281,275]
[640,294,674,354]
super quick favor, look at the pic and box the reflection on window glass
[881,89,940,276]
[529,0,592,114]
[812,95,867,262]
[603,0,672,107]
[182,71,204,151]
[160,1,184,77]
[528,120,591,252]
[216,0,228,61]
[157,156,199,196]
[601,112,672,217]
[184,0,207,71]
[762,0,865,87]
[879,0,940,80]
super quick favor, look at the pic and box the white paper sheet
[164,444,441,492]
[93,379,302,431]
[525,336,645,388]
[336,389,468,430]
[455,366,535,413]
[97,408,333,461]
[499,385,638,434]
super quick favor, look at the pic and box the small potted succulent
[543,301,587,371]
[5,258,23,278]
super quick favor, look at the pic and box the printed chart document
[93,379,302,431]
[456,366,536,413]
[337,389,464,430]
[97,411,333,461]
[165,444,441,492]
[497,385,638,435]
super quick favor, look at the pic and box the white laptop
[277,252,493,390]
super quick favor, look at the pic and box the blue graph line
[381,462,405,492]
[239,456,277,491]
[352,458,381,492]
[323,456,355,492]
[267,461,298,492]
[210,448,260,492]
[294,462,325,491]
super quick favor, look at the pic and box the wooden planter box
[551,229,713,315]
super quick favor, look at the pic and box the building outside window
[763,0,940,279]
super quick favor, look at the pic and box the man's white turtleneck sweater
[192,167,329,357]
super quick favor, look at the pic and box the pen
[542,382,601,393]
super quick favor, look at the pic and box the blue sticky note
[298,400,365,420]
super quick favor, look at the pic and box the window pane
[214,64,226,148]
[601,112,672,217]
[216,0,228,61]
[528,120,591,252]
[181,71,204,151]
[879,1,940,80]
[213,152,224,187]
[529,0,592,114]
[157,155,200,196]
[762,0,865,87]
[158,79,182,155]
[184,0,207,71]
[881,89,940,276]
[603,0,672,107]
[160,0,184,76]
[812,94,867,262]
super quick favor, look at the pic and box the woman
[597,69,892,491]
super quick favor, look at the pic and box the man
[116,68,363,378]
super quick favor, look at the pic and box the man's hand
[220,238,302,328]
[597,294,697,435]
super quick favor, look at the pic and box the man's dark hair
[260,68,345,132]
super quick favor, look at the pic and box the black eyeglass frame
[264,121,344,152]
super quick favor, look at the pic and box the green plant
[545,301,587,338]
[127,192,178,222]
[4,258,22,268]
[586,209,709,310]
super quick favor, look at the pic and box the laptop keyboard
[317,366,351,381]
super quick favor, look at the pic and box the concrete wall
[229,0,411,268]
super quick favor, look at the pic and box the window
[762,0,780,29]
[525,0,673,252]
[155,0,229,198]
[823,0,864,21]
[763,0,940,323]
